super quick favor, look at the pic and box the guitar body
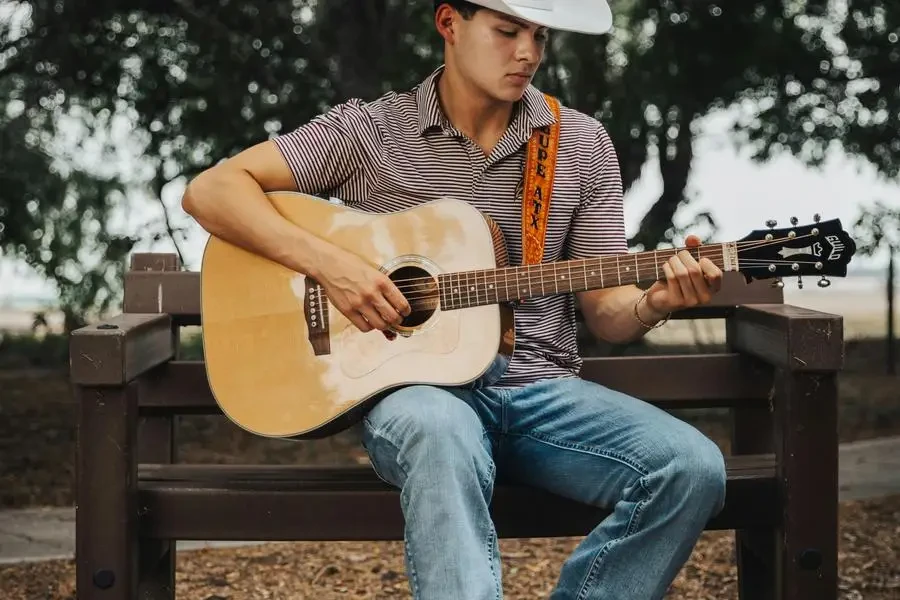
[201,192,515,439]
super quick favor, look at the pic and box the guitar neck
[437,242,738,310]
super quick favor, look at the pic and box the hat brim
[469,0,613,35]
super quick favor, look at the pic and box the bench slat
[137,456,778,540]
[137,353,772,414]
[123,270,783,324]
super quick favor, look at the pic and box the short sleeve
[564,125,628,259]
[272,99,377,197]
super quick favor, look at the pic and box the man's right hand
[314,244,412,333]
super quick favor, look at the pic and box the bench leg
[775,370,839,600]
[736,528,776,600]
[137,416,177,599]
[76,384,139,600]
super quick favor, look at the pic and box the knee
[363,386,493,486]
[659,431,727,515]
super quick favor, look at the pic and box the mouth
[508,73,533,82]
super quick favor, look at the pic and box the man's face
[448,8,549,102]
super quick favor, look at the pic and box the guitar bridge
[304,278,330,355]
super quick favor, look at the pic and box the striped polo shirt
[273,65,627,387]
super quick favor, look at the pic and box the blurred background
[0,1,897,598]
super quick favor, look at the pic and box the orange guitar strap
[522,94,561,265]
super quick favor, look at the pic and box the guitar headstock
[736,215,857,289]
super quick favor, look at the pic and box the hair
[433,0,482,19]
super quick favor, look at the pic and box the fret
[565,262,572,292]
[616,255,621,286]
[439,274,446,310]
[553,263,559,294]
[599,256,604,288]
[525,265,533,298]
[491,270,499,304]
[503,267,510,303]
[539,264,547,296]
[634,254,639,283]
[582,259,588,292]
[654,250,659,280]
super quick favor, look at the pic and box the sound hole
[389,265,439,328]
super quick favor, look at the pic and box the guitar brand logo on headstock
[777,242,823,259]
[825,235,845,261]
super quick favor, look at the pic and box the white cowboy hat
[463,0,613,35]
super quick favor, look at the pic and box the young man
[182,1,727,598]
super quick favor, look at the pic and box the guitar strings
[382,232,825,295]
[396,257,828,311]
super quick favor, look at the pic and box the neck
[436,66,514,143]
[432,243,739,311]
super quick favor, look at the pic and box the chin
[492,86,527,103]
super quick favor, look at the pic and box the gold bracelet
[633,290,670,330]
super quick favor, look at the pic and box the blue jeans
[361,376,727,599]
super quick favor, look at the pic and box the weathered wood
[136,354,773,414]
[131,253,181,271]
[775,370,839,600]
[731,404,778,600]
[132,254,179,600]
[76,384,139,600]
[70,314,175,385]
[137,456,778,540]
[123,269,782,325]
[728,305,844,371]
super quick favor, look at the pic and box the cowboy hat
[462,0,613,35]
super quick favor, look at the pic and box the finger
[678,249,711,304]
[359,306,390,331]
[372,296,403,327]
[699,258,723,293]
[381,280,412,317]
[347,310,373,333]
[661,262,682,305]
[669,255,698,306]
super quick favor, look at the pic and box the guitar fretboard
[437,243,735,310]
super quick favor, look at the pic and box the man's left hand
[642,234,723,317]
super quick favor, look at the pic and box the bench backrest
[123,252,783,418]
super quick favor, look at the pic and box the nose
[514,34,542,65]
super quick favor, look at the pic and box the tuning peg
[813,213,821,223]
[766,219,777,229]
[771,278,784,289]
[818,276,831,288]
[790,216,799,226]
[797,276,804,289]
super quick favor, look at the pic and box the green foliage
[0,0,897,327]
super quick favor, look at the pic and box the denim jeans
[361,376,727,600]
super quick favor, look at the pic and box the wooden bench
[69,252,844,599]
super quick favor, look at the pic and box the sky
[1,104,897,306]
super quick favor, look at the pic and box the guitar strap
[521,94,561,265]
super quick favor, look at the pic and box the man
[181,1,727,598]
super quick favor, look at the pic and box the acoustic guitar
[199,192,856,439]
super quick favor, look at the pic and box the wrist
[633,289,670,330]
[640,291,668,322]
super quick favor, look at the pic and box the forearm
[579,285,668,344]
[182,167,330,279]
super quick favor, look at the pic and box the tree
[1,0,897,327]
[854,201,899,374]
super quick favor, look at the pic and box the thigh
[501,377,724,507]
[361,385,499,488]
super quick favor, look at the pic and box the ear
[434,4,458,44]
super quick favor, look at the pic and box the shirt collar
[416,64,558,137]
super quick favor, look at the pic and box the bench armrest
[70,313,175,385]
[727,303,843,372]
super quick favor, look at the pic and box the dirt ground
[1,495,897,599]
[0,337,897,598]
